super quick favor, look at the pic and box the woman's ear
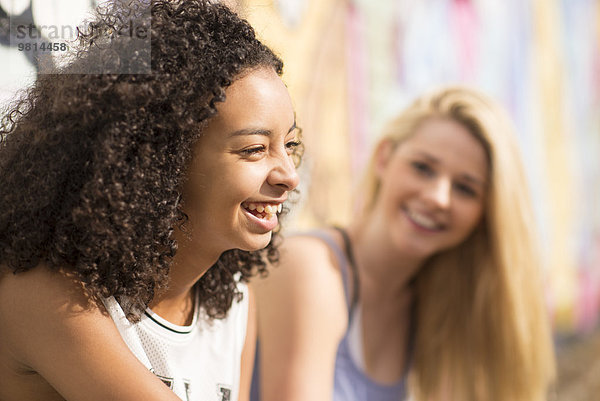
[374,139,395,178]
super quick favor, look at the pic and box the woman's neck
[345,215,418,384]
[347,214,423,304]
[149,229,221,325]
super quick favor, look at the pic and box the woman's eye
[411,161,433,176]
[240,145,266,156]
[285,140,302,154]
[455,182,477,198]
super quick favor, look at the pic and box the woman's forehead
[206,68,294,134]
[397,119,489,178]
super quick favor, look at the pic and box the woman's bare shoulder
[252,228,348,325]
[0,266,97,399]
[0,265,95,321]
[0,265,98,362]
[0,264,181,401]
[251,229,349,401]
[278,228,346,272]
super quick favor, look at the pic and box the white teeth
[407,210,439,229]
[244,202,283,216]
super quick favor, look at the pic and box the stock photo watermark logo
[9,16,151,74]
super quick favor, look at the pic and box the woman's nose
[425,178,452,209]
[268,152,299,191]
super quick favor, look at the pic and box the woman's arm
[238,286,257,401]
[251,236,348,401]
[0,266,181,401]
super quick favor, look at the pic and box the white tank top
[103,283,249,401]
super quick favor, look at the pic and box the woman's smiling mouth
[241,201,284,232]
[403,207,445,232]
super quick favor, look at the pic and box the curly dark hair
[0,0,297,321]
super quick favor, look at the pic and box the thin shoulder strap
[332,226,360,314]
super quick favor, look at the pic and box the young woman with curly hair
[252,86,555,401]
[0,1,301,400]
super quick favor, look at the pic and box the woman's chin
[239,232,273,252]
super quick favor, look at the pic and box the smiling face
[373,117,489,259]
[180,67,300,255]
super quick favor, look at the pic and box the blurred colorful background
[1,0,599,397]
[236,0,600,338]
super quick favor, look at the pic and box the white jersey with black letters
[103,283,249,401]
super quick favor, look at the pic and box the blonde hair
[360,86,555,401]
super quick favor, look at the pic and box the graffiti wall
[241,0,600,333]
[1,0,598,334]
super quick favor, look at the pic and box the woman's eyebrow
[414,151,440,164]
[228,128,272,137]
[460,174,487,188]
[228,121,297,138]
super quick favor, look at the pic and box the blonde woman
[251,86,555,401]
